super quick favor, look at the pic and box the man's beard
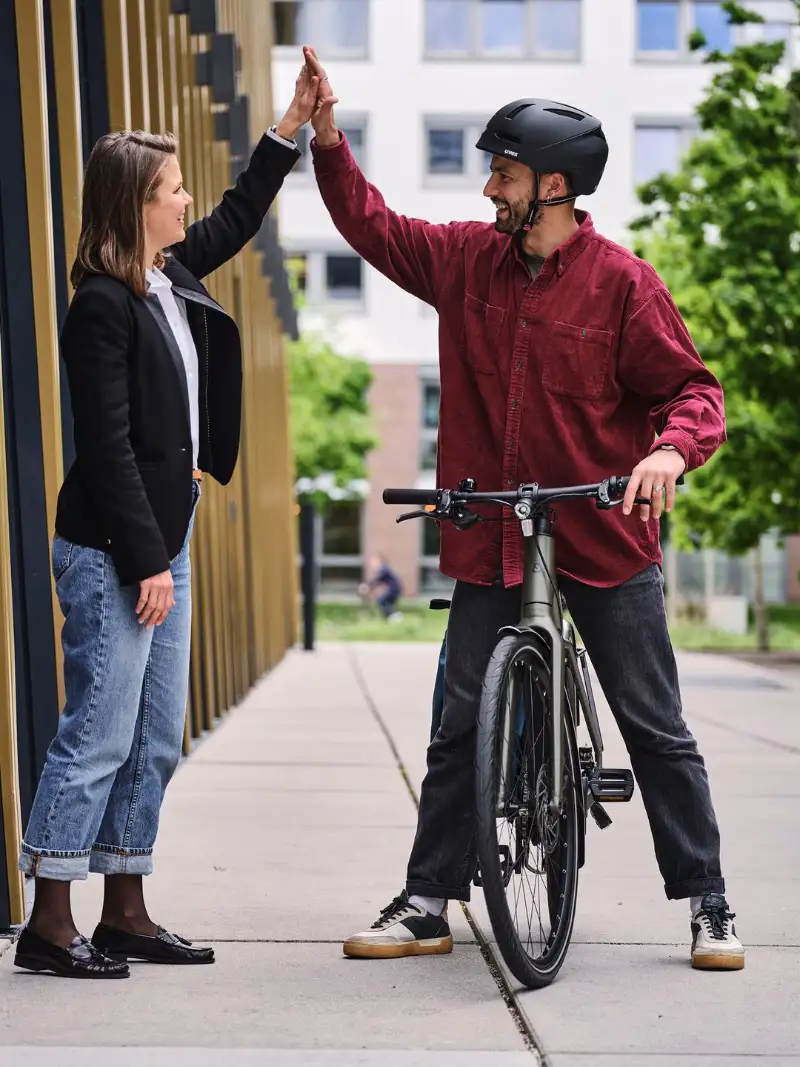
[493,198,536,234]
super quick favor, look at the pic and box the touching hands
[303,46,340,145]
[623,447,686,522]
[275,59,323,141]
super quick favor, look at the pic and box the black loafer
[14,927,130,979]
[92,922,215,965]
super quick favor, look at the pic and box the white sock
[690,895,704,917]
[408,894,445,916]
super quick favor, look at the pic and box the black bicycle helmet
[476,98,608,230]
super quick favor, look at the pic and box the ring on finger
[652,484,665,494]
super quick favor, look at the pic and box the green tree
[632,0,800,648]
[288,329,376,509]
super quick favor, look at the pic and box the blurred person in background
[14,64,320,981]
[359,552,403,621]
[303,46,744,974]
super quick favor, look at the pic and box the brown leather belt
[192,469,203,482]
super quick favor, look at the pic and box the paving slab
[348,642,800,1061]
[0,1053,535,1067]
[0,645,524,1062]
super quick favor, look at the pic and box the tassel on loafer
[92,922,215,965]
[14,927,130,979]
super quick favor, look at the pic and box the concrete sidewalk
[1,641,799,1065]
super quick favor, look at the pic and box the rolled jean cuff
[18,844,91,881]
[407,879,472,902]
[664,876,725,901]
[89,844,154,876]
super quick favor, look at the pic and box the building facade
[272,0,800,600]
[0,0,298,930]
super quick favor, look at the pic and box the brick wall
[364,364,423,598]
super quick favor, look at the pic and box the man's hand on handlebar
[623,447,687,522]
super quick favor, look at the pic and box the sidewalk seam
[347,647,547,1066]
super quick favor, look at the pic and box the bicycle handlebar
[382,476,637,510]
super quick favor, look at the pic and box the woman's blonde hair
[71,130,178,296]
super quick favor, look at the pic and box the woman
[14,64,322,980]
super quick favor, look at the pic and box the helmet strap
[521,173,577,232]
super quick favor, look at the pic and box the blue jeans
[19,485,200,881]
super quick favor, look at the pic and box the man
[359,552,403,621]
[304,47,744,971]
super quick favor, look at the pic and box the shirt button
[511,400,519,409]
[521,320,528,328]
[517,361,523,370]
[506,478,514,486]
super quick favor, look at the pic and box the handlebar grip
[382,488,440,506]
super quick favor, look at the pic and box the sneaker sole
[691,952,745,971]
[14,953,130,979]
[342,935,454,960]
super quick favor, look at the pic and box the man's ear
[541,172,569,200]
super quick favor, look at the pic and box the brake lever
[396,509,434,524]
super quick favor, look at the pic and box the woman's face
[144,154,194,256]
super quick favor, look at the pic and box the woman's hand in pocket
[136,570,175,629]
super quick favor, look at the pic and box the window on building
[636,0,733,55]
[420,373,439,475]
[284,249,366,308]
[319,501,363,594]
[425,0,581,58]
[326,254,363,300]
[283,116,367,176]
[634,121,698,185]
[424,118,491,181]
[273,0,369,56]
[322,501,361,556]
[286,253,307,295]
[423,382,441,430]
[428,128,465,174]
[737,2,797,61]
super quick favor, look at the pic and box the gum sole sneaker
[691,893,745,971]
[343,890,454,960]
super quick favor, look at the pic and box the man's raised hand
[303,46,339,144]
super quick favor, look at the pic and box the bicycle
[383,475,654,989]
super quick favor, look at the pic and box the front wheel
[475,634,580,989]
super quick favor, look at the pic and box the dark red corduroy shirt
[312,135,726,588]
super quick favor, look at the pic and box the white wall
[270,0,739,365]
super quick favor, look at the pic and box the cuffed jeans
[409,564,725,902]
[19,485,200,881]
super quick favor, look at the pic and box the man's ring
[653,485,665,494]
[320,75,329,83]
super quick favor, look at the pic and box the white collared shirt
[145,265,200,468]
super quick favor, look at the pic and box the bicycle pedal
[588,767,635,803]
[590,802,613,830]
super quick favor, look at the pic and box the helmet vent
[506,103,534,120]
[544,108,584,121]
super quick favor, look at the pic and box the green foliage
[288,330,376,508]
[632,0,800,557]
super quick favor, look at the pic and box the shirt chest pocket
[542,320,614,400]
[462,293,506,376]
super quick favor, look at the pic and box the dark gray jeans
[407,564,725,902]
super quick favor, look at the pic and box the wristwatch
[269,124,297,147]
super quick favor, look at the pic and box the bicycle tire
[475,633,580,989]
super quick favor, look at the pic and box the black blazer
[55,134,300,586]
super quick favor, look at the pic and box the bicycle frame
[498,510,605,817]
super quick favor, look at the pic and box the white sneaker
[691,893,745,970]
[343,890,453,959]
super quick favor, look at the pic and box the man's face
[482,158,565,233]
[483,156,537,233]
